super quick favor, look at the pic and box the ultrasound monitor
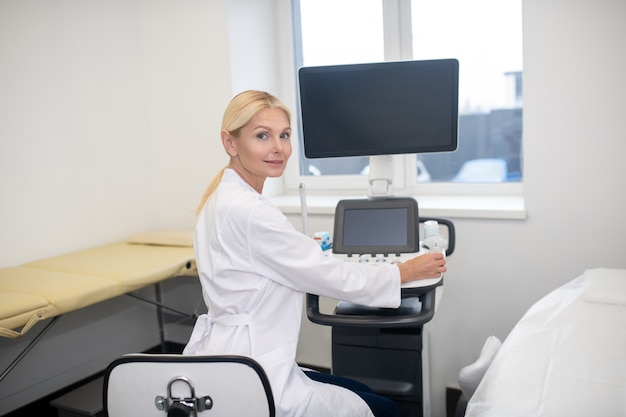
[298,59,459,159]
[298,59,459,197]
[333,198,419,255]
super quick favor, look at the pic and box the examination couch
[464,268,626,417]
[0,230,199,415]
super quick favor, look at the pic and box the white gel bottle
[423,220,448,254]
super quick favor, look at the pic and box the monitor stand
[368,155,395,198]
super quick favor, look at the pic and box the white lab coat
[184,169,402,417]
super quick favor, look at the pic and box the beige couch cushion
[24,242,196,293]
[1,233,196,338]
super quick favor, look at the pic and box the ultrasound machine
[298,58,460,417]
[306,197,455,417]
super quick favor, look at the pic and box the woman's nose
[271,137,283,152]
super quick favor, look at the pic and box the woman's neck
[227,162,264,194]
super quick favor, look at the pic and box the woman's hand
[397,252,447,284]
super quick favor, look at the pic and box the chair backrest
[103,354,275,417]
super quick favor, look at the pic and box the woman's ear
[222,131,237,157]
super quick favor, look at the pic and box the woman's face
[224,107,292,193]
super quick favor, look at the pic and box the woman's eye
[257,133,268,140]
[280,132,291,140]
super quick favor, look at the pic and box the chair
[454,336,501,417]
[103,354,275,417]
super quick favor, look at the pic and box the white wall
[138,0,232,230]
[0,1,232,413]
[0,0,231,268]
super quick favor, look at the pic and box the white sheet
[465,268,626,417]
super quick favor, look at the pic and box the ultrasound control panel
[330,197,449,289]
[334,251,422,264]
[332,250,441,289]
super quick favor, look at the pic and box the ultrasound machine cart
[306,197,455,417]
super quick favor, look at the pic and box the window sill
[270,194,526,220]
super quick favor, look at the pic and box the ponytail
[195,166,227,215]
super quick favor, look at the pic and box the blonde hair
[195,90,291,214]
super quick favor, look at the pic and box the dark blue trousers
[304,371,401,417]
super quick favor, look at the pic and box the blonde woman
[184,90,446,417]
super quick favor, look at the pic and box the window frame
[282,0,523,201]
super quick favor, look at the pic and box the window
[290,0,523,193]
[411,0,523,184]
[293,0,383,181]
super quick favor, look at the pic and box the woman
[184,90,447,417]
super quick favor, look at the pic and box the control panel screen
[342,208,408,247]
[333,198,419,255]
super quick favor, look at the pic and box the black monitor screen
[342,208,408,247]
[333,198,419,255]
[298,59,459,158]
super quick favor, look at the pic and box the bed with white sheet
[465,268,626,417]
